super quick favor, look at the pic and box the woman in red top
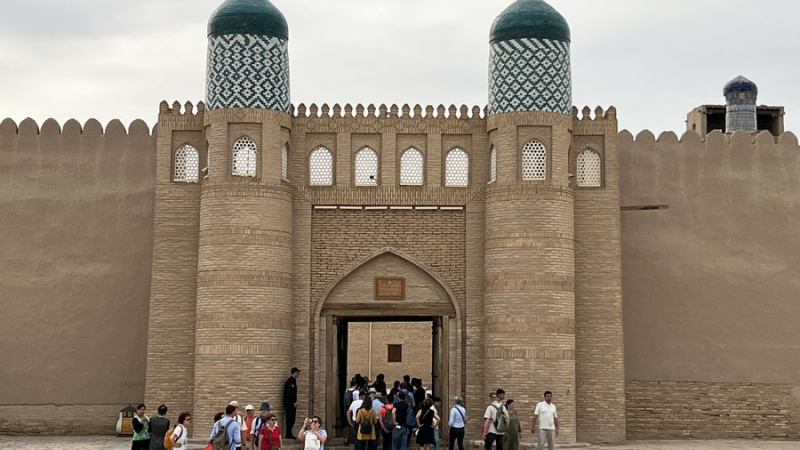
[258,413,283,450]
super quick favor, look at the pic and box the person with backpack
[379,393,395,450]
[482,389,509,450]
[355,398,377,450]
[343,379,357,445]
[132,404,151,450]
[210,404,242,450]
[168,412,192,449]
[257,413,282,450]
[150,405,171,450]
[390,391,414,450]
[447,396,467,450]
[348,391,367,450]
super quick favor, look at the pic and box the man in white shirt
[348,391,367,450]
[532,391,559,450]
[482,389,508,450]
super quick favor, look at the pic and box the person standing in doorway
[482,389,507,450]
[532,391,558,450]
[284,367,300,439]
[391,391,412,450]
[448,396,467,450]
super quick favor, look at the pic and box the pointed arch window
[577,148,602,187]
[445,147,469,187]
[400,147,424,186]
[232,136,257,177]
[282,144,289,181]
[354,147,379,186]
[309,146,333,186]
[522,140,546,180]
[174,144,199,183]
[489,146,497,184]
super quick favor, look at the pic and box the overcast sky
[1,0,797,134]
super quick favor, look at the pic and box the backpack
[382,405,395,428]
[493,404,509,433]
[164,424,183,450]
[344,388,355,409]
[212,419,232,450]
[359,411,373,436]
[405,406,415,427]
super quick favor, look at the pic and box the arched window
[445,147,469,187]
[400,148,424,186]
[174,144,199,183]
[232,136,257,177]
[577,148,602,187]
[309,146,333,186]
[489,146,497,184]
[522,140,546,180]
[354,147,379,186]
[281,144,289,181]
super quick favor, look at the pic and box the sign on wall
[375,277,405,300]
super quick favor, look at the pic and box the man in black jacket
[283,367,300,439]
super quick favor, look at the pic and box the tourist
[229,401,248,450]
[379,393,396,450]
[132,404,151,450]
[348,391,367,450]
[344,379,357,445]
[415,398,437,450]
[448,396,467,450]
[284,367,301,439]
[482,389,508,450]
[169,412,192,449]
[211,404,242,450]
[149,404,170,450]
[391,391,412,450]
[355,398,378,450]
[213,411,225,424]
[244,404,257,449]
[299,415,328,450]
[370,389,385,450]
[429,397,442,450]
[503,400,522,450]
[532,391,558,450]
[412,379,426,414]
[257,413,282,450]
[251,402,272,447]
[388,381,401,398]
[372,373,388,396]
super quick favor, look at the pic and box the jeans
[431,428,439,450]
[485,433,503,450]
[391,426,409,450]
[448,427,465,450]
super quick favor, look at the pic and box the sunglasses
[269,418,277,421]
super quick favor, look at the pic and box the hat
[454,396,463,403]
[245,404,255,411]
[291,367,301,374]
[368,387,377,394]
[260,401,270,411]
[229,401,240,407]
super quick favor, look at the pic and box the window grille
[281,144,289,181]
[489,146,497,184]
[400,148,424,185]
[232,137,257,177]
[309,147,333,186]
[174,144,199,183]
[354,147,379,186]
[577,148,602,187]
[522,140,547,180]
[445,148,469,187]
[388,344,403,363]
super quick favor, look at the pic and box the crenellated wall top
[619,129,799,147]
[0,117,152,137]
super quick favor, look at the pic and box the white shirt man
[532,391,559,450]
[482,389,508,450]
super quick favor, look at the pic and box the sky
[1,0,798,135]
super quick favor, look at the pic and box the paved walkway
[0,437,797,450]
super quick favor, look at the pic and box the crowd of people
[126,367,560,450]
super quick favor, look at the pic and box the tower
[195,0,293,430]
[485,0,577,442]
[724,75,758,133]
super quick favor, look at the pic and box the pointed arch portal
[314,248,460,440]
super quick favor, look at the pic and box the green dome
[490,0,570,44]
[208,0,288,40]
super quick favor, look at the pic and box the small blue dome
[490,0,571,44]
[723,75,758,96]
[208,0,288,40]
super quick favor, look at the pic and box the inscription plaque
[375,277,405,300]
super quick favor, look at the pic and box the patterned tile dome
[490,0,571,44]
[723,75,758,96]
[208,0,288,40]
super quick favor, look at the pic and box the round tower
[485,0,576,441]
[724,75,758,133]
[195,0,294,431]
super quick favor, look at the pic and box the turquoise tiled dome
[723,75,758,96]
[208,0,288,40]
[490,0,570,44]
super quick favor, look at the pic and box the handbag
[204,444,213,450]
